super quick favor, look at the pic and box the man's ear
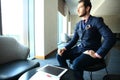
[86,6,90,12]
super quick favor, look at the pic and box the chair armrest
[27,57,35,60]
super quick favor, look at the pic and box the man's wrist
[62,47,67,50]
[95,53,102,58]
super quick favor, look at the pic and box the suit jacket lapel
[81,29,86,40]
[79,21,86,39]
[80,15,92,39]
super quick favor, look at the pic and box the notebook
[29,64,68,80]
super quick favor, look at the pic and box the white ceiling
[65,0,120,16]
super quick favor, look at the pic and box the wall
[44,0,58,57]
[70,15,120,34]
[35,0,58,59]
[58,0,65,16]
[35,0,45,59]
[70,15,80,33]
[102,15,120,33]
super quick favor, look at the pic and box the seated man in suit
[56,0,116,80]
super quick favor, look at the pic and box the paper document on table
[29,71,59,80]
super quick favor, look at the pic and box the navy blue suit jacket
[65,15,116,58]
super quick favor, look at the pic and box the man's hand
[83,50,102,59]
[57,47,66,56]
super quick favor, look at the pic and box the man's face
[77,2,87,17]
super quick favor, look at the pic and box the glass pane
[1,0,28,45]
[58,12,64,43]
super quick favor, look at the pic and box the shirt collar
[82,15,92,24]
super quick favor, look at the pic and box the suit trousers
[56,46,103,80]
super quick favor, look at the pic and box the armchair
[0,36,40,80]
[58,33,73,49]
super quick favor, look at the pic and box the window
[1,0,28,45]
[57,12,68,43]
[1,0,35,58]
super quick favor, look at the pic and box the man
[57,0,116,80]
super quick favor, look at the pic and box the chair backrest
[0,36,30,64]
[104,51,111,67]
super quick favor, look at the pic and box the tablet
[39,64,68,77]
[29,64,68,80]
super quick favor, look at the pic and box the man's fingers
[58,49,65,56]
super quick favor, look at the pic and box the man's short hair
[78,0,92,11]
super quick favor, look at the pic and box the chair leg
[105,67,108,75]
[89,72,92,80]
[87,67,108,80]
